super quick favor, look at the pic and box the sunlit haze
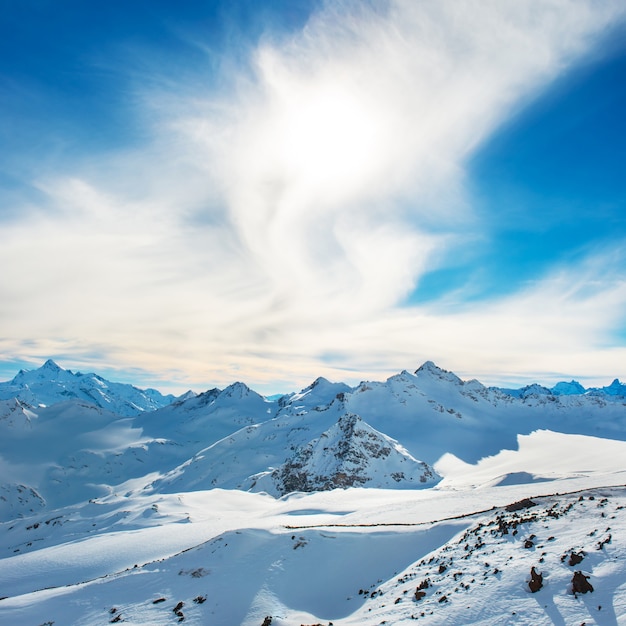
[1,0,625,394]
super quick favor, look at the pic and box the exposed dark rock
[506,498,536,512]
[528,567,543,593]
[269,413,437,495]
[572,571,594,595]
[568,552,584,566]
[413,578,430,601]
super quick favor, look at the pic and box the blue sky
[1,0,625,393]
[412,41,626,304]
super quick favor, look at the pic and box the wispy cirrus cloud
[1,0,625,391]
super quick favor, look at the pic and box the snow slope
[1,478,625,625]
[0,360,625,624]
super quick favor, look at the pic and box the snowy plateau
[1,360,626,625]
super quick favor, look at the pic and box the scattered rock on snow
[528,567,543,593]
[572,571,594,595]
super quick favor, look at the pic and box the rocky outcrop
[261,413,439,496]
[0,483,46,519]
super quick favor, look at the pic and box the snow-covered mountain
[496,373,626,399]
[251,412,439,495]
[1,359,625,625]
[1,359,625,521]
[0,359,179,416]
[343,362,626,464]
[134,381,278,447]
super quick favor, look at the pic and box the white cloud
[1,0,625,391]
[340,250,626,386]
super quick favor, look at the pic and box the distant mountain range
[2,359,624,414]
[0,359,625,521]
[0,359,179,416]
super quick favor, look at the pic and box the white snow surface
[1,477,626,625]
[0,360,625,624]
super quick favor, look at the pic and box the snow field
[1,481,625,625]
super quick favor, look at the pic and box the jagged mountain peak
[586,379,626,397]
[213,382,275,409]
[199,387,221,401]
[496,383,554,399]
[297,375,350,397]
[42,358,62,371]
[176,390,197,402]
[12,359,74,384]
[414,361,462,385]
[252,411,440,496]
[416,360,439,373]
[307,376,332,389]
[520,383,553,398]
[1,359,177,416]
[606,379,626,393]
[171,388,217,409]
[386,369,416,384]
[221,381,253,398]
[283,377,352,413]
[551,380,585,395]
[463,378,487,391]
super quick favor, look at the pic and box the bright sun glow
[277,83,383,192]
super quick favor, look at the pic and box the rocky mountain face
[252,413,439,496]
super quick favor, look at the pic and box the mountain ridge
[0,359,180,416]
[1,358,625,523]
